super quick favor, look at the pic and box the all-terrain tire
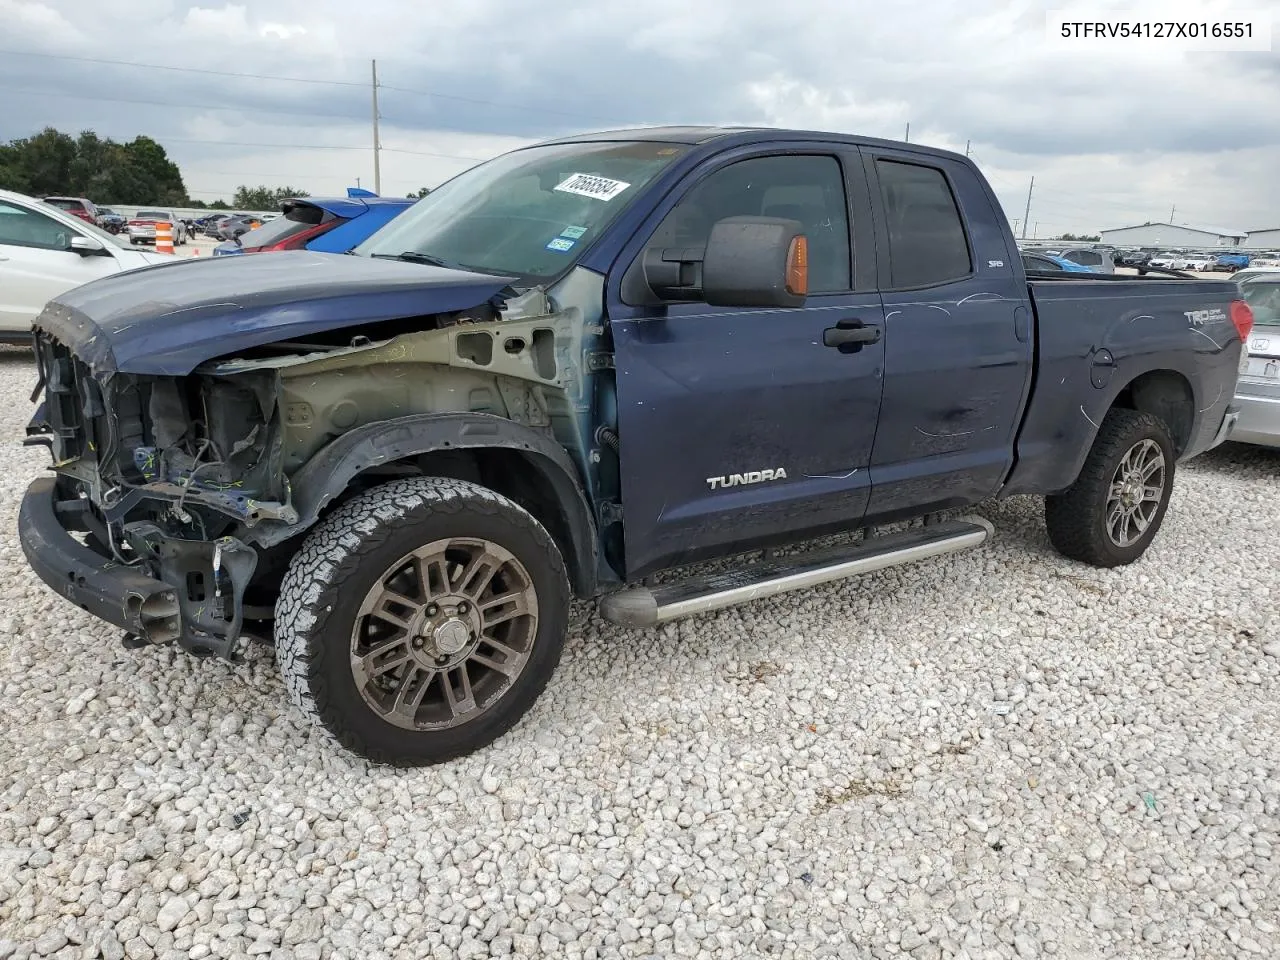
[1044,408,1176,568]
[275,476,570,765]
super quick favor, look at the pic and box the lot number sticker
[554,173,631,202]
[546,237,576,252]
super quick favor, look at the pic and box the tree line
[0,127,346,210]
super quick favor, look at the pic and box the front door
[608,147,885,578]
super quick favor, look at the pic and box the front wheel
[1045,409,1176,567]
[275,476,570,765]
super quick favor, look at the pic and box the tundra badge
[706,468,788,490]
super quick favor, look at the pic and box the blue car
[1021,252,1096,273]
[212,189,415,257]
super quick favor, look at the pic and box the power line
[0,85,371,123]
[0,48,367,88]
[0,47,634,126]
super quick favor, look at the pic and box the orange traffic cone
[155,221,174,255]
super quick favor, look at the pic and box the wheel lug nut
[457,601,469,614]
[426,604,438,616]
[412,637,424,649]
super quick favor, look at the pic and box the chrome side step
[598,516,994,629]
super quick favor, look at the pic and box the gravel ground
[0,345,1277,960]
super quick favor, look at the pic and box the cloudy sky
[1,0,1277,236]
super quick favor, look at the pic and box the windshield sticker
[546,237,576,252]
[554,173,631,202]
[559,225,587,239]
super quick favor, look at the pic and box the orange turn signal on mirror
[785,235,809,297]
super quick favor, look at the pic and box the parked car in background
[1021,252,1095,273]
[0,189,170,341]
[127,209,187,245]
[215,215,262,241]
[197,213,232,237]
[1118,250,1152,267]
[1231,267,1280,286]
[42,197,101,227]
[1182,256,1216,272]
[97,207,126,234]
[1232,274,1280,448]
[211,193,415,257]
[1215,253,1251,272]
[1150,254,1196,270]
[1057,248,1115,274]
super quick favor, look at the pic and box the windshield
[356,140,690,281]
[1242,279,1280,326]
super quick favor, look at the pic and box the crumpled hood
[35,250,514,375]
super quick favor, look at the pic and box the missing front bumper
[19,476,258,659]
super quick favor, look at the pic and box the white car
[1182,256,1215,271]
[126,209,188,246]
[0,189,171,341]
[1151,254,1195,270]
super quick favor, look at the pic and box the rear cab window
[874,160,972,288]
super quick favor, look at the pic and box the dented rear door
[860,148,1033,520]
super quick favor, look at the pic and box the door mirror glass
[69,235,105,256]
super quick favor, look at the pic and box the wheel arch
[267,413,599,598]
[1107,368,1196,455]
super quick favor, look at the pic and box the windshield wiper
[370,251,462,270]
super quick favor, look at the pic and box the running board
[598,516,994,629]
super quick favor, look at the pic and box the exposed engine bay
[26,285,603,660]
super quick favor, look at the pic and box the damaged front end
[26,333,290,658]
[22,281,601,661]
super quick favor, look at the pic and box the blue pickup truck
[20,126,1252,765]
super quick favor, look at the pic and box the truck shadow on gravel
[1187,441,1280,477]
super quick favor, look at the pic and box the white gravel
[0,344,1277,959]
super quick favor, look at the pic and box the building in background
[1099,222,1247,248]
[1245,227,1280,250]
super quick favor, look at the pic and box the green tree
[233,185,310,209]
[0,126,191,205]
[407,187,431,198]
[1059,232,1102,242]
[209,199,231,210]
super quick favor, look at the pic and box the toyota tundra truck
[19,126,1252,765]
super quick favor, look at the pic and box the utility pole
[1011,219,1021,234]
[1169,204,1175,223]
[1021,176,1034,240]
[371,59,382,195]
[904,122,910,143]
[965,140,971,156]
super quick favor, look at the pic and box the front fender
[260,412,599,596]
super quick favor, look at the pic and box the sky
[0,0,1277,237]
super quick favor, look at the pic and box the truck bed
[1001,275,1242,496]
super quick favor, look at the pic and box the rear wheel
[1045,409,1176,567]
[275,477,570,765]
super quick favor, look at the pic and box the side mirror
[640,216,808,308]
[69,235,106,256]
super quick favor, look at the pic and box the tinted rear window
[876,160,972,288]
[239,203,332,249]
[1065,251,1103,265]
[44,198,84,211]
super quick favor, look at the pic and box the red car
[43,196,101,226]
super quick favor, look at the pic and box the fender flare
[261,412,598,596]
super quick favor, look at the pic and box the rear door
[0,199,122,333]
[861,150,1033,519]
[608,144,885,577]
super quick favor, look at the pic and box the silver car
[1233,275,1280,448]
[126,209,187,245]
